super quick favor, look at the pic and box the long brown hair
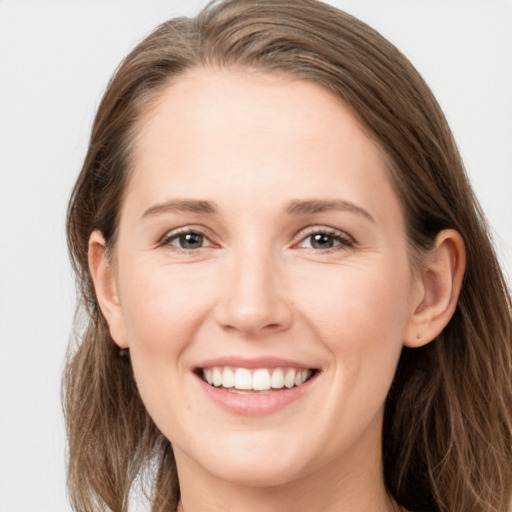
[65,1,512,511]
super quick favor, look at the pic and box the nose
[214,248,293,337]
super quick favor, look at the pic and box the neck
[178,485,401,512]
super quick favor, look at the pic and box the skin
[90,69,465,512]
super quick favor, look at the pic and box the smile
[200,367,314,393]
[194,358,320,415]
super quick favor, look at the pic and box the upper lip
[195,356,317,370]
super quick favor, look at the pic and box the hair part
[65,1,512,511]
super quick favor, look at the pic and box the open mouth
[196,366,318,394]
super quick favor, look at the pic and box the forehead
[135,67,375,162]
[125,67,403,227]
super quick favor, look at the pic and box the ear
[403,229,466,348]
[88,230,128,348]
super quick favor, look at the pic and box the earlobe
[88,230,128,348]
[404,229,466,348]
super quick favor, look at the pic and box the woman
[65,1,512,511]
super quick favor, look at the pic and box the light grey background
[1,1,510,511]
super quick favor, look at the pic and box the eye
[160,229,212,250]
[296,229,353,251]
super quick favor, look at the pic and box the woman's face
[106,69,423,488]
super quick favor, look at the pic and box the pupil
[180,233,203,249]
[312,233,333,249]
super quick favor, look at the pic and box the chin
[174,428,317,488]
[203,455,309,488]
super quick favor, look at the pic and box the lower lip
[195,374,317,416]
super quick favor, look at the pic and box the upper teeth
[203,367,312,391]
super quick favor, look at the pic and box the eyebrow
[142,199,219,218]
[285,199,375,222]
[141,198,374,222]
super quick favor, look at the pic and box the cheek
[297,259,411,339]
[117,259,219,378]
[116,262,218,427]
[295,260,411,393]
[306,268,411,443]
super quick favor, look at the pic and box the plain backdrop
[1,1,511,511]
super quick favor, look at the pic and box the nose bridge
[215,241,292,335]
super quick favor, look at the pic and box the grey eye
[297,230,353,251]
[173,232,205,249]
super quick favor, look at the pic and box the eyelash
[295,227,354,252]
[158,228,214,251]
[158,227,355,253]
